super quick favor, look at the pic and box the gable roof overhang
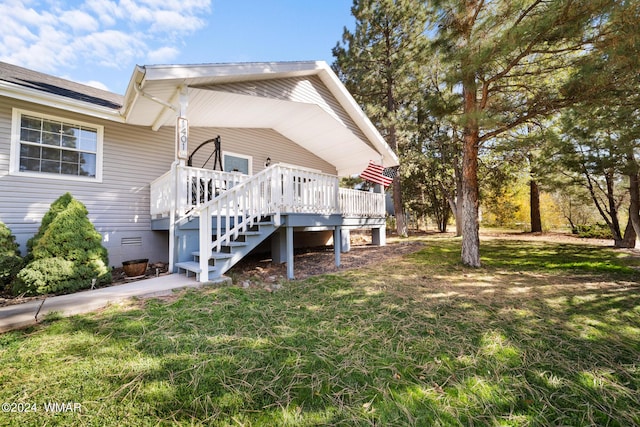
[120,61,398,176]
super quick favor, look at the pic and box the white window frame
[10,108,104,182]
[222,151,252,175]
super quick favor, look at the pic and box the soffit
[122,62,398,175]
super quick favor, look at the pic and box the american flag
[360,161,395,187]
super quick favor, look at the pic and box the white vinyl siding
[0,98,175,265]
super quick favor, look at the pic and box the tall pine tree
[333,0,430,237]
[430,0,617,266]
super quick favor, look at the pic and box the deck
[150,163,386,223]
[149,163,387,281]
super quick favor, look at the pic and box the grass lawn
[1,234,639,426]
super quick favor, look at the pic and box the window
[11,109,103,181]
[223,152,252,175]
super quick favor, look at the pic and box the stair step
[240,231,261,236]
[223,241,248,248]
[192,252,233,259]
[175,261,216,274]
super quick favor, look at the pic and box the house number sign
[177,117,188,159]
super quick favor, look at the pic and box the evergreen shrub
[0,221,23,290]
[12,193,111,296]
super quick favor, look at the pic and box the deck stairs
[175,216,280,281]
[171,164,308,282]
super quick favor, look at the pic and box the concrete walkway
[0,274,230,333]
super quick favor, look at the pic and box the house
[0,61,398,281]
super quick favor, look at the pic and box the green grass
[1,235,639,426]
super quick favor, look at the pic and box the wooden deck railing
[150,166,249,217]
[150,164,385,219]
[339,188,385,218]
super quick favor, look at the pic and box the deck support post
[372,183,386,246]
[372,227,386,246]
[271,228,287,264]
[334,227,341,267]
[286,226,294,279]
[340,228,350,253]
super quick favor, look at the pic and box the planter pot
[122,259,149,278]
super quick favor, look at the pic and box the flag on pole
[360,161,394,187]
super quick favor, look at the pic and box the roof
[0,61,123,110]
[121,61,398,175]
[0,60,398,175]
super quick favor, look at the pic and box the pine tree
[430,0,617,266]
[333,0,430,237]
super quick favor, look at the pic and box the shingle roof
[0,61,123,110]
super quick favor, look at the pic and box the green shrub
[25,192,72,262]
[0,220,20,256]
[0,221,23,289]
[0,255,23,290]
[573,223,614,239]
[13,193,111,296]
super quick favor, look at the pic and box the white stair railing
[190,164,340,281]
[150,166,249,217]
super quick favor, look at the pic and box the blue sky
[0,0,354,95]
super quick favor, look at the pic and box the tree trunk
[455,164,464,237]
[617,219,636,248]
[460,42,481,267]
[439,193,450,232]
[443,165,463,236]
[384,62,407,237]
[530,179,542,232]
[626,155,640,248]
[392,176,407,236]
[461,131,481,267]
[605,171,623,240]
[460,115,481,266]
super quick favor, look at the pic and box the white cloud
[149,10,206,34]
[147,46,180,63]
[73,30,147,68]
[82,80,110,91]
[0,0,212,79]
[84,0,120,27]
[60,10,99,33]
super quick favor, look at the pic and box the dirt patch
[228,238,425,287]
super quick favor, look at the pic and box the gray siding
[0,96,340,266]
[200,76,373,150]
[0,97,174,266]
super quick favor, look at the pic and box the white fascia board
[120,65,146,121]
[140,61,323,83]
[0,80,124,123]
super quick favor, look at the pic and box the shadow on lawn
[2,236,640,426]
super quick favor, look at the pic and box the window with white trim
[223,152,252,175]
[11,109,103,181]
